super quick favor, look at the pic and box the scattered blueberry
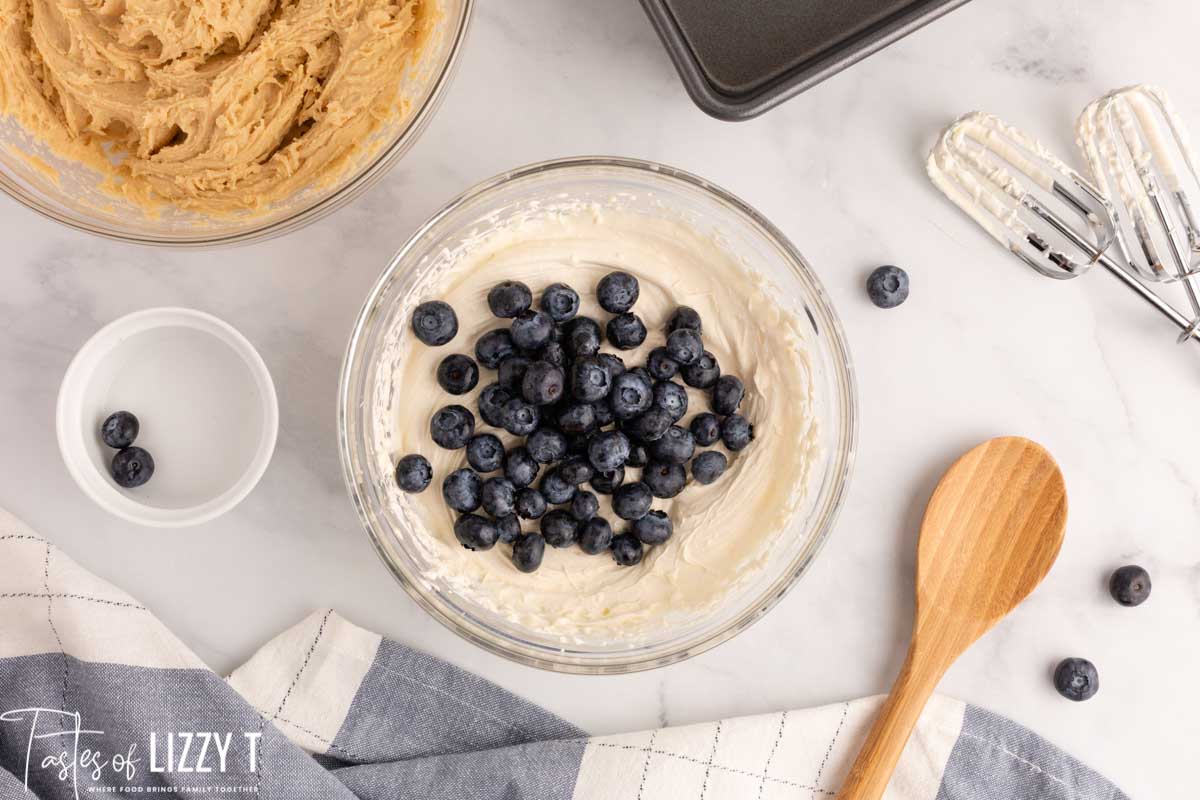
[668,306,702,334]
[626,443,649,468]
[101,411,139,449]
[572,356,612,402]
[395,454,432,493]
[1053,657,1099,702]
[643,461,687,498]
[502,398,540,437]
[681,352,720,389]
[867,265,910,309]
[558,455,596,485]
[541,509,579,548]
[504,446,539,488]
[495,514,521,545]
[557,402,597,435]
[442,468,483,513]
[454,514,498,551]
[651,426,695,465]
[475,329,517,369]
[515,487,548,520]
[540,469,577,505]
[720,415,754,451]
[591,400,615,427]
[647,348,680,381]
[527,428,568,463]
[563,317,602,358]
[652,381,688,422]
[690,413,721,446]
[521,361,565,406]
[571,490,600,521]
[511,309,554,350]
[691,451,728,485]
[632,510,673,545]
[590,467,626,495]
[624,408,672,442]
[611,533,644,567]
[481,477,516,517]
[541,283,580,322]
[578,517,614,554]
[610,371,653,420]
[1109,565,1151,607]
[512,533,546,573]
[430,405,475,450]
[588,431,631,472]
[712,375,745,416]
[488,280,533,318]
[665,328,703,365]
[538,340,567,368]
[111,447,154,488]
[496,355,531,391]
[412,301,458,346]
[598,353,626,381]
[464,434,503,473]
[597,271,640,313]
[437,354,480,395]
[607,313,647,350]
[478,384,512,427]
[613,481,653,520]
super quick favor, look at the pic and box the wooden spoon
[836,436,1067,800]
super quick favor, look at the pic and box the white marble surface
[2,0,1197,796]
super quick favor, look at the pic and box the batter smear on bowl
[0,0,432,212]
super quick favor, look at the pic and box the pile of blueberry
[395,272,754,574]
[100,411,155,488]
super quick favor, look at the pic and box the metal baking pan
[640,0,972,121]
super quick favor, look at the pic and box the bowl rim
[338,155,858,672]
[0,0,473,248]
[56,306,280,528]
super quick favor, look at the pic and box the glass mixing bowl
[0,0,471,247]
[339,157,857,673]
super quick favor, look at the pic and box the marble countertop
[2,0,1196,796]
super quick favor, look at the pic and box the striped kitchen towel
[0,508,1128,799]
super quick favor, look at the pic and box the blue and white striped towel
[0,508,1128,799]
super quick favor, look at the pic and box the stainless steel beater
[927,111,1200,345]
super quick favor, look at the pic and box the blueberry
[512,533,546,573]
[412,301,458,346]
[610,372,653,420]
[567,432,593,456]
[557,402,597,435]
[691,451,728,485]
[606,313,647,350]
[689,413,721,446]
[504,447,539,488]
[646,348,680,381]
[632,510,673,545]
[628,366,652,384]
[437,354,480,395]
[624,409,672,442]
[681,352,720,389]
[463,435,500,473]
[559,455,595,485]
[442,468,483,512]
[496,355,531,391]
[597,272,640,313]
[589,430,631,472]
[665,329,703,365]
[1109,565,1151,607]
[668,306,703,334]
[598,353,626,381]
[502,398,539,437]
[395,454,433,493]
[495,514,521,545]
[590,466,626,495]
[515,487,548,520]
[712,375,745,416]
[627,443,649,468]
[475,329,516,369]
[478,384,512,427]
[591,400,615,427]
[538,340,567,368]
[651,425,695,465]
[101,411,139,449]
[653,381,688,422]
[481,477,516,517]
[430,405,475,450]
[572,356,612,402]
[521,361,565,406]
[110,447,154,488]
[540,470,577,505]
[540,283,580,322]
[563,317,602,358]
[571,490,600,521]
[578,517,614,554]
[527,428,568,463]
[511,310,554,350]
[541,509,579,548]
[454,514,498,551]
[488,280,533,318]
[867,265,910,309]
[612,481,653,520]
[611,533,644,567]
[643,461,686,498]
[1053,657,1099,702]
[721,415,754,451]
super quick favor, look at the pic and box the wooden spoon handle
[835,647,947,800]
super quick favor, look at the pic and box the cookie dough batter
[0,0,430,212]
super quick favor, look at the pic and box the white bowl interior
[58,308,278,527]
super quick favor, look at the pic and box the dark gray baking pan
[640,0,972,121]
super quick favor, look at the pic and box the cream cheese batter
[374,205,819,641]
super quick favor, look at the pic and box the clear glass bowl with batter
[0,0,471,247]
[339,157,857,673]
